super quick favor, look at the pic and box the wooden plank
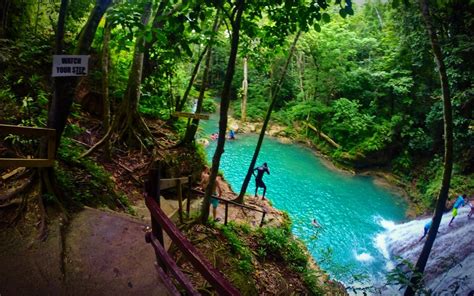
[160,177,189,190]
[0,159,54,168]
[148,233,200,296]
[154,264,182,296]
[172,112,210,120]
[47,133,56,160]
[186,176,191,218]
[0,124,56,137]
[177,179,183,223]
[145,194,241,296]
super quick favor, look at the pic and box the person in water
[228,129,235,140]
[312,218,321,228]
[449,194,466,226]
[253,162,270,200]
[210,133,218,140]
[419,219,432,242]
[200,166,223,221]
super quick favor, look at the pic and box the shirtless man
[253,162,270,200]
[200,166,223,221]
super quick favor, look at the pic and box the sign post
[52,55,89,77]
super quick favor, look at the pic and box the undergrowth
[213,218,327,295]
[56,137,134,214]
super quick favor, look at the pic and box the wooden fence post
[224,202,229,225]
[177,179,183,224]
[148,164,164,247]
[186,175,191,218]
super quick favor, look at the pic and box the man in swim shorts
[200,166,223,221]
[253,162,270,200]
[449,194,466,226]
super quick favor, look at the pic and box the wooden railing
[145,167,240,296]
[192,189,267,227]
[159,176,192,223]
[0,124,56,167]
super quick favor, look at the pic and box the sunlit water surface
[200,117,407,285]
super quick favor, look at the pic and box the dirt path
[0,207,172,296]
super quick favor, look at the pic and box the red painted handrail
[145,194,241,296]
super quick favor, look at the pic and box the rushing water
[199,116,407,285]
[381,207,474,295]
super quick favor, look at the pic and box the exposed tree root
[40,168,68,223]
[36,184,48,242]
[0,171,34,201]
[80,110,156,159]
[0,199,21,208]
[8,186,30,226]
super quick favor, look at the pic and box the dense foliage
[225,1,473,211]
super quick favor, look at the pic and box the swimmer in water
[312,218,321,228]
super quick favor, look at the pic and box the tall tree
[236,31,301,203]
[175,44,209,113]
[181,11,220,145]
[404,0,454,294]
[48,0,112,151]
[101,20,112,160]
[241,56,248,122]
[201,0,245,223]
[37,0,112,239]
[82,1,157,156]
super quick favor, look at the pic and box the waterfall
[376,207,474,295]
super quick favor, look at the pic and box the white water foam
[355,252,375,263]
[380,207,474,295]
[377,216,397,231]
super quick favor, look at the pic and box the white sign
[52,55,89,77]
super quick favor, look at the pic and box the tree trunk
[236,31,301,203]
[37,0,111,239]
[241,56,248,122]
[115,1,155,146]
[404,1,453,295]
[200,0,245,223]
[0,0,11,37]
[85,1,155,153]
[101,21,111,160]
[181,12,220,145]
[296,51,306,101]
[48,0,112,153]
[175,44,209,112]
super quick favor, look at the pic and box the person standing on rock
[419,219,433,242]
[449,194,466,226]
[200,166,223,221]
[253,162,270,200]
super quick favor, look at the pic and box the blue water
[199,116,407,284]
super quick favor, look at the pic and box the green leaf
[339,8,347,18]
[144,31,152,43]
[392,0,400,9]
[314,23,321,32]
[322,13,330,23]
